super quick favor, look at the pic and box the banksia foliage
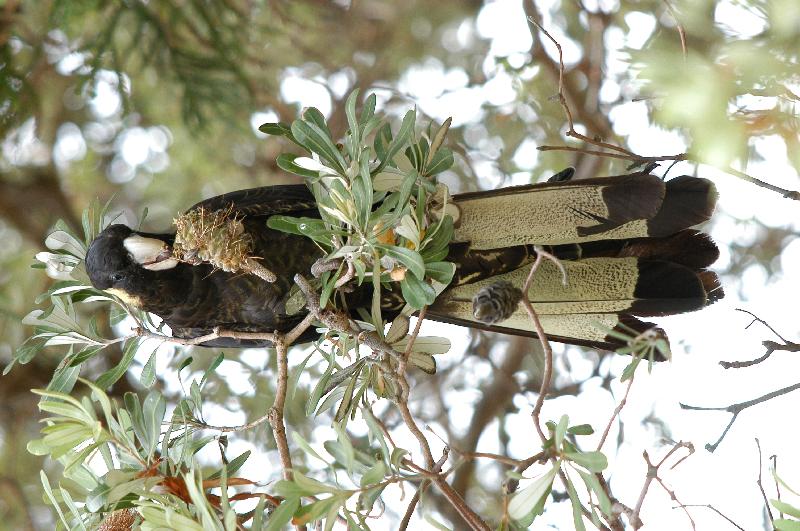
[472,280,524,324]
[173,207,276,282]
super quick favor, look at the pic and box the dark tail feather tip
[648,176,718,236]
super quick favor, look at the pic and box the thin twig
[268,338,294,480]
[398,489,423,531]
[663,0,688,60]
[403,307,427,362]
[681,382,800,452]
[528,3,800,200]
[394,385,489,531]
[719,310,800,368]
[187,413,271,433]
[521,246,565,443]
[724,166,800,201]
[755,438,774,527]
[676,505,746,531]
[537,145,685,163]
[597,373,636,451]
[399,450,449,531]
[134,326,277,345]
[631,442,694,529]
[772,454,782,514]
[736,308,789,343]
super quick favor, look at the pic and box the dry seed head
[98,508,137,531]
[472,280,523,324]
[173,207,276,282]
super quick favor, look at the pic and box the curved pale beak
[123,235,179,271]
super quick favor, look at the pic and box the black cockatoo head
[85,224,179,307]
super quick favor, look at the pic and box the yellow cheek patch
[106,288,143,308]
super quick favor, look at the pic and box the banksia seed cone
[173,207,276,282]
[472,280,523,324]
[98,508,137,531]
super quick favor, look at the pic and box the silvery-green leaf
[395,215,420,248]
[554,414,569,449]
[334,421,356,475]
[772,499,800,520]
[263,497,299,531]
[399,272,436,310]
[394,336,451,355]
[345,158,360,180]
[373,170,405,192]
[425,262,455,285]
[772,519,800,531]
[81,295,116,303]
[385,315,410,344]
[51,283,93,296]
[277,472,337,497]
[565,476,588,531]
[45,230,86,258]
[22,309,45,326]
[277,154,325,179]
[45,332,103,347]
[285,285,307,316]
[36,252,81,280]
[376,245,425,279]
[565,451,608,472]
[409,351,436,374]
[576,469,612,516]
[393,152,414,173]
[31,298,81,331]
[294,156,339,175]
[508,465,557,524]
[319,204,352,225]
[360,460,387,488]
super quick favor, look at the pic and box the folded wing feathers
[434,174,721,352]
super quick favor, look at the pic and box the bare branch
[399,450,449,531]
[681,382,800,452]
[720,310,800,369]
[675,505,746,531]
[597,372,636,451]
[631,442,695,529]
[526,3,800,200]
[723,166,800,201]
[521,246,566,443]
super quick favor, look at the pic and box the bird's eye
[111,273,125,283]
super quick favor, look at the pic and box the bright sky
[47,0,798,529]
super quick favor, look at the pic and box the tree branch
[525,4,800,200]
[630,442,694,529]
[681,382,800,452]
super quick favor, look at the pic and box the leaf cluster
[263,90,457,316]
[30,380,259,530]
[506,415,611,530]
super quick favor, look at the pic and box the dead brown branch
[720,309,800,369]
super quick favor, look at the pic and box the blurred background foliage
[1,0,798,528]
